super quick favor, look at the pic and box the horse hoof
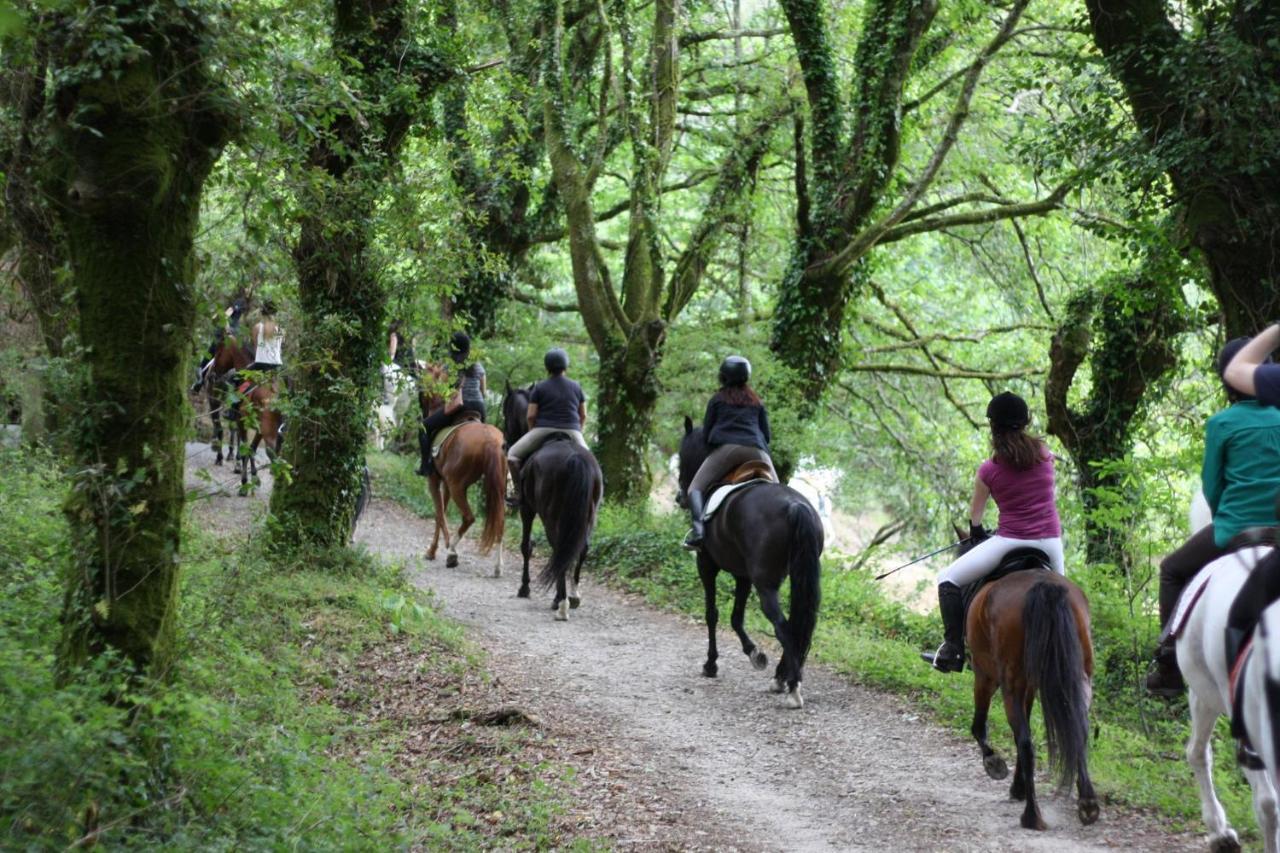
[1077,798,1100,826]
[446,554,458,568]
[703,662,718,678]
[1209,833,1241,853]
[983,754,1009,780]
[425,551,437,561]
[517,586,529,598]
[569,595,581,609]
[770,677,786,694]
[555,601,569,621]
[1020,813,1046,831]
[786,687,804,709]
[492,567,502,578]
[749,649,768,670]
[214,458,223,467]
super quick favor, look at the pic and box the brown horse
[202,335,249,465]
[419,361,506,576]
[962,535,1099,831]
[204,334,281,492]
[235,375,282,494]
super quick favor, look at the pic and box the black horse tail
[786,500,823,667]
[477,439,507,554]
[536,449,596,591]
[1023,581,1089,791]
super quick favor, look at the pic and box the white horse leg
[1187,687,1240,852]
[555,598,569,622]
[1245,765,1279,853]
[494,545,504,579]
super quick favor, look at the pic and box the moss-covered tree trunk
[1084,0,1280,336]
[268,0,451,548]
[47,2,231,678]
[594,323,664,502]
[1045,268,1186,570]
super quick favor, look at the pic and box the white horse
[1176,494,1279,852]
[372,362,415,451]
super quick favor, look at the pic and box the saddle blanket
[432,422,466,456]
[1166,547,1272,642]
[702,479,771,522]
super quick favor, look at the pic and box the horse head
[501,381,533,448]
[675,415,710,508]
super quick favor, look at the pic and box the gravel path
[350,494,1204,853]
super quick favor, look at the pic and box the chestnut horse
[204,335,281,492]
[958,533,1099,831]
[420,363,507,576]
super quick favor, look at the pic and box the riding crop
[874,539,973,581]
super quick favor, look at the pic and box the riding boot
[506,458,522,508]
[1227,625,1252,741]
[683,489,707,551]
[1225,625,1249,681]
[920,582,965,672]
[416,428,432,477]
[1144,636,1185,698]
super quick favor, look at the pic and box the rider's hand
[969,523,988,542]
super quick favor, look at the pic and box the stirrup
[921,643,963,673]
[682,529,703,551]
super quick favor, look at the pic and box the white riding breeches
[937,534,1065,587]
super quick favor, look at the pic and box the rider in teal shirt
[1202,399,1280,547]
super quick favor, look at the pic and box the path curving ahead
[354,496,1201,853]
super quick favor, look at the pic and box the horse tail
[537,449,596,592]
[786,500,823,667]
[1023,581,1089,791]
[477,436,507,554]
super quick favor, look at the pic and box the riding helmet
[986,391,1029,431]
[718,355,751,387]
[450,331,472,363]
[545,347,569,374]
[1217,336,1270,398]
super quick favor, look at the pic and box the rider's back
[531,374,584,430]
[1204,399,1280,547]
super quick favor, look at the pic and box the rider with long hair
[505,348,589,504]
[683,356,777,551]
[922,392,1064,673]
[1146,337,1280,697]
[247,300,284,373]
[419,332,487,477]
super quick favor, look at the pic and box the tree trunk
[49,8,231,679]
[594,321,665,502]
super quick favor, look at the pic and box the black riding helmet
[545,347,569,374]
[986,391,1029,431]
[450,331,471,364]
[719,355,751,387]
[1218,336,1269,400]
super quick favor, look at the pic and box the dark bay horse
[677,416,823,708]
[957,532,1099,830]
[501,382,603,619]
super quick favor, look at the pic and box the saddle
[701,461,780,522]
[431,412,483,456]
[960,547,1052,619]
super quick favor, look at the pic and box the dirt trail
[350,494,1202,853]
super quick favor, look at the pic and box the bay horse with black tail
[501,382,602,619]
[676,416,823,709]
[955,530,1099,831]
[201,334,249,466]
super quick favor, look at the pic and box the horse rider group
[193,297,285,391]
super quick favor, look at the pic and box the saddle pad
[432,423,467,456]
[702,479,770,521]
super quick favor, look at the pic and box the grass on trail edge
[0,445,589,850]
[368,449,1257,841]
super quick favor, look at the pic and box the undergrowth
[0,446,578,849]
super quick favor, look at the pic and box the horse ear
[684,415,693,435]
[953,523,966,541]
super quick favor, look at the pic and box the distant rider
[505,348,588,504]
[246,300,284,374]
[419,332,486,477]
[922,392,1064,673]
[1145,337,1280,697]
[191,296,247,391]
[683,356,777,551]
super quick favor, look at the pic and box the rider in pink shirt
[922,392,1065,673]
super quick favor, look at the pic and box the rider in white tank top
[249,300,284,370]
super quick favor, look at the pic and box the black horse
[677,416,823,708]
[502,382,603,618]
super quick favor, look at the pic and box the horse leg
[1244,766,1279,853]
[971,669,1008,780]
[698,555,720,677]
[758,586,803,708]
[210,400,223,465]
[569,545,586,608]
[249,434,262,484]
[517,506,534,598]
[425,474,445,561]
[1005,689,1045,830]
[447,481,475,569]
[554,567,569,622]
[730,575,767,671]
[1187,687,1241,852]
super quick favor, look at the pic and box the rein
[873,539,974,581]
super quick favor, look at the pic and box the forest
[1,0,1279,848]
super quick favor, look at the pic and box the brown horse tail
[1023,581,1089,792]
[785,500,824,667]
[477,435,507,554]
